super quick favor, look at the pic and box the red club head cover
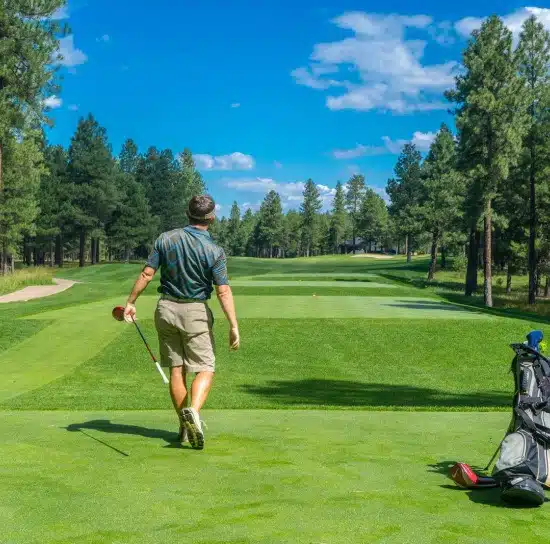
[112,306,125,322]
[450,463,479,488]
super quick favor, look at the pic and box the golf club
[450,462,498,489]
[112,306,169,384]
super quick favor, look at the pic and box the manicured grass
[2,409,549,544]
[3,256,550,543]
[3,317,533,411]
[0,267,54,296]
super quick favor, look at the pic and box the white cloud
[456,7,550,40]
[68,104,79,111]
[50,6,69,20]
[43,95,62,109]
[194,152,255,171]
[230,103,241,108]
[225,177,338,211]
[332,130,437,159]
[97,34,110,43]
[57,36,87,67]
[293,11,458,114]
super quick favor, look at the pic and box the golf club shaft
[131,318,169,384]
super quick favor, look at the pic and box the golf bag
[492,331,550,506]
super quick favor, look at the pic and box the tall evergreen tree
[447,15,528,307]
[0,0,65,268]
[0,131,44,273]
[330,181,346,254]
[386,143,423,262]
[345,174,366,254]
[516,16,550,304]
[256,191,283,257]
[67,115,118,267]
[419,124,464,281]
[119,139,140,174]
[227,202,242,256]
[358,189,389,253]
[300,179,322,257]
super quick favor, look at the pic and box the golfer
[123,195,240,450]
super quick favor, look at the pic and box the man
[123,194,240,450]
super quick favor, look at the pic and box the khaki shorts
[154,298,216,373]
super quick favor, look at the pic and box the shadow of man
[66,419,185,452]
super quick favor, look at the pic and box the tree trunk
[95,238,100,264]
[79,230,86,267]
[125,248,131,263]
[528,140,537,305]
[406,234,412,263]
[465,228,479,296]
[428,231,438,282]
[59,233,64,268]
[352,229,356,255]
[545,277,550,299]
[1,243,7,275]
[90,238,96,265]
[441,246,447,270]
[0,141,3,192]
[483,200,493,307]
[50,239,54,267]
[506,264,512,295]
[10,254,14,274]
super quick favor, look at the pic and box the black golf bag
[492,331,550,506]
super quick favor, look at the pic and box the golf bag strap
[514,407,550,438]
[532,363,550,396]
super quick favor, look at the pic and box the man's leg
[170,366,187,412]
[190,371,214,412]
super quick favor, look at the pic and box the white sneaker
[181,407,204,450]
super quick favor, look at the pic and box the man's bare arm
[124,266,156,321]
[216,284,240,350]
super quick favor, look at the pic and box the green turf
[3,256,550,542]
[230,280,398,288]
[2,410,549,544]
[3,317,534,411]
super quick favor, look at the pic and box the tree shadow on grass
[240,379,509,409]
[383,300,482,313]
[66,419,185,449]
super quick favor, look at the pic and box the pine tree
[0,131,44,273]
[256,191,283,257]
[516,16,550,304]
[358,189,388,253]
[329,181,346,254]
[107,174,158,262]
[300,179,322,257]
[227,202,242,256]
[447,15,528,307]
[67,115,119,267]
[0,0,66,268]
[386,144,423,262]
[345,174,366,254]
[419,124,464,281]
[240,208,257,257]
[119,139,140,174]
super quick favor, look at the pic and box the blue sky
[46,1,550,216]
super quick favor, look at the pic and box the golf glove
[124,303,136,323]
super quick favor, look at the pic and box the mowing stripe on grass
[26,295,493,321]
[247,273,380,278]
[0,318,125,402]
[230,280,397,288]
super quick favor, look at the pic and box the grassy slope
[2,410,549,544]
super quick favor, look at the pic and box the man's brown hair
[187,195,216,226]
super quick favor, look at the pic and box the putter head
[450,462,498,489]
[112,306,125,322]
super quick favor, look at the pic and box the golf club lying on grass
[450,462,498,489]
[112,306,169,385]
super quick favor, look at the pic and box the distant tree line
[2,5,550,308]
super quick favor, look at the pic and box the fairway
[2,256,550,543]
